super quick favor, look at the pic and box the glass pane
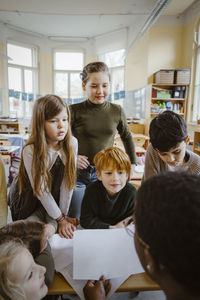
[7,43,32,67]
[195,47,200,85]
[25,102,34,118]
[193,85,200,121]
[70,73,83,99]
[55,52,83,70]
[193,47,200,121]
[112,68,124,93]
[8,67,22,91]
[24,70,33,93]
[100,49,125,68]
[9,98,23,118]
[55,72,68,98]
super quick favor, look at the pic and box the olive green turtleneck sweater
[70,100,136,164]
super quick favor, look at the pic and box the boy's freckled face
[97,168,128,197]
[157,141,187,167]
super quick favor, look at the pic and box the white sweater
[143,143,200,182]
[23,136,78,219]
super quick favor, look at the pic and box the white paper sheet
[49,234,73,271]
[59,263,129,300]
[73,225,144,280]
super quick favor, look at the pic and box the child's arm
[143,144,162,181]
[83,276,111,300]
[117,107,136,165]
[57,216,76,239]
[23,145,63,219]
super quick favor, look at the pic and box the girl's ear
[185,136,190,145]
[82,82,86,91]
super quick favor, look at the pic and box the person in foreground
[143,110,200,181]
[84,172,200,300]
[0,240,48,300]
[0,219,55,286]
[80,147,136,229]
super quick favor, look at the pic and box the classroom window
[193,21,200,121]
[99,49,125,105]
[53,51,84,102]
[7,42,38,118]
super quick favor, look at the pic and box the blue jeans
[69,165,98,219]
[77,165,98,187]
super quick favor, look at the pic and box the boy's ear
[82,82,86,91]
[97,171,102,181]
[185,136,190,145]
[143,247,157,276]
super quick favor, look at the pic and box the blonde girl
[9,95,77,239]
[0,240,48,300]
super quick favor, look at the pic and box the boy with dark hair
[134,172,200,299]
[80,147,136,229]
[143,110,200,181]
[84,172,200,300]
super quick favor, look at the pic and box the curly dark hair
[80,61,110,84]
[135,172,200,294]
[149,110,188,152]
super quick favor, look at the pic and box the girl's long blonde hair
[18,94,76,197]
[0,240,27,300]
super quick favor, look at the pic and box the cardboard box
[155,70,174,84]
[175,69,190,84]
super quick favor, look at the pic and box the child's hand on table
[109,220,125,229]
[83,275,111,300]
[58,219,76,239]
[109,216,134,229]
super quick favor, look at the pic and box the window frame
[53,49,85,101]
[192,19,200,122]
[99,49,125,103]
[7,40,38,118]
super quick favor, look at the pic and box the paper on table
[59,263,129,300]
[49,234,73,271]
[73,225,144,280]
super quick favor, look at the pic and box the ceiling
[0,0,196,40]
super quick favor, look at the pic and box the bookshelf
[0,121,25,134]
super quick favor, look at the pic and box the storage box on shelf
[0,122,25,134]
[175,69,190,84]
[155,69,174,84]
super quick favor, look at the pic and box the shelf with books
[150,83,189,119]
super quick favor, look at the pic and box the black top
[80,180,136,229]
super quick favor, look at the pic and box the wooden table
[48,272,160,295]
[0,146,20,160]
